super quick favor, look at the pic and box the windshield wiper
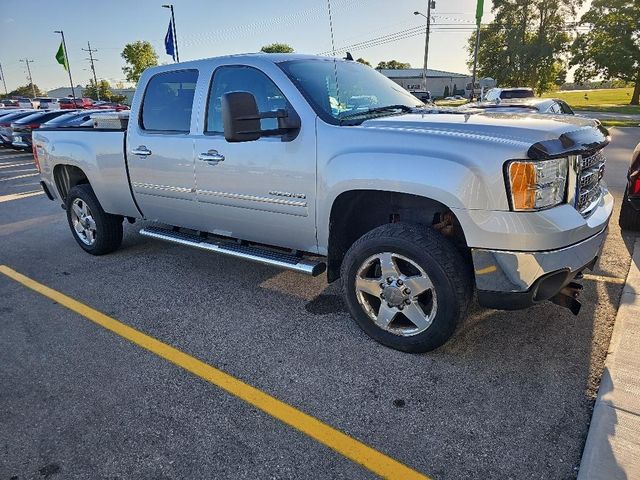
[339,104,415,121]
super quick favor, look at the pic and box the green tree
[467,0,578,95]
[376,60,411,69]
[8,83,44,97]
[121,41,159,84]
[84,79,113,101]
[570,0,640,105]
[260,43,294,53]
[356,57,371,66]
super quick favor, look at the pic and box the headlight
[506,157,568,210]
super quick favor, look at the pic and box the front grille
[575,150,606,216]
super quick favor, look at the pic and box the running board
[139,226,326,276]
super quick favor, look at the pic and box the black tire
[619,187,640,231]
[65,184,123,255]
[341,223,471,353]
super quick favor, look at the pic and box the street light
[414,1,435,92]
[162,4,179,62]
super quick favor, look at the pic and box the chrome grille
[575,150,606,216]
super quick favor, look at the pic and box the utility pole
[162,4,180,62]
[0,62,7,96]
[82,41,100,100]
[19,59,36,97]
[414,1,435,92]
[54,30,76,101]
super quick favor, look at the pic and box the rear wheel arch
[326,190,469,282]
[53,164,90,203]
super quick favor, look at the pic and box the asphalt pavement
[1,128,638,479]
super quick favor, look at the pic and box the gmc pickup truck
[33,54,613,353]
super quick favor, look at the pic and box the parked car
[35,98,60,110]
[91,102,130,112]
[16,98,35,108]
[10,110,72,150]
[0,110,37,145]
[484,87,535,101]
[60,97,93,109]
[0,99,20,108]
[33,54,612,353]
[619,142,640,231]
[461,98,575,115]
[411,90,432,103]
[40,109,113,128]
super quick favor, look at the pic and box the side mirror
[222,91,301,143]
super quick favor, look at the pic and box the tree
[570,0,640,105]
[260,43,294,53]
[444,85,450,97]
[356,57,371,66]
[84,79,113,101]
[376,60,411,69]
[8,83,44,97]
[121,41,159,84]
[467,0,578,94]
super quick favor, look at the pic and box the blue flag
[165,19,175,61]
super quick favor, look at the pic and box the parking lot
[0,128,638,479]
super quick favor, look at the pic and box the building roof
[377,68,470,78]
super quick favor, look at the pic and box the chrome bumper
[472,227,607,294]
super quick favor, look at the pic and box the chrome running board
[139,226,326,277]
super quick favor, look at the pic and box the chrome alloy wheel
[70,198,97,246]
[354,252,438,337]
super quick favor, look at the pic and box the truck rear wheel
[341,223,471,353]
[66,184,123,255]
[619,187,640,231]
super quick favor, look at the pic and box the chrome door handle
[131,145,152,157]
[198,150,225,162]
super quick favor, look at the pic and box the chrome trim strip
[132,182,193,194]
[196,189,307,207]
[139,227,325,276]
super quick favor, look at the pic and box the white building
[47,86,136,104]
[377,68,473,98]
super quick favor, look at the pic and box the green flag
[55,42,67,71]
[475,0,484,26]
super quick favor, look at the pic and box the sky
[0,0,587,94]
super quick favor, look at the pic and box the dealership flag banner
[165,19,176,61]
[476,0,484,26]
[55,42,68,70]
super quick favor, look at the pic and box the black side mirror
[222,91,261,142]
[222,91,301,143]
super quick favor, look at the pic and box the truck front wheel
[341,223,471,353]
[65,184,123,255]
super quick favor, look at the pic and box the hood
[359,111,607,158]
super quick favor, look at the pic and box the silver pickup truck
[33,54,613,352]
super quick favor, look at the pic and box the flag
[55,42,67,70]
[475,0,484,27]
[164,19,176,61]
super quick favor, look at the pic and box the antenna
[326,0,340,111]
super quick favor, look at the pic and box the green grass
[542,87,639,114]
[599,119,640,128]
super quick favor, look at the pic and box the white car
[16,98,35,109]
[484,87,535,102]
[35,98,60,110]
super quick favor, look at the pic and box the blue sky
[2,0,492,93]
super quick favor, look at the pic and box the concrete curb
[578,238,640,480]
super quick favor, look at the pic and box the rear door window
[141,69,198,132]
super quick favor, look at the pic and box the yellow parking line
[0,190,44,203]
[0,265,430,480]
[581,273,626,284]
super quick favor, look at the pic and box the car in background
[411,90,432,104]
[60,97,93,109]
[16,98,36,108]
[460,98,575,115]
[0,99,20,108]
[91,101,130,111]
[0,110,37,145]
[36,98,60,110]
[10,110,73,150]
[484,87,535,101]
[40,108,114,129]
[619,142,640,231]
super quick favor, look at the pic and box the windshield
[278,59,422,125]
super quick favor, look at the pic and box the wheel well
[327,190,468,282]
[53,164,89,203]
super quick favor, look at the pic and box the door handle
[198,150,225,163]
[131,145,152,157]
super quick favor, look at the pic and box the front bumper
[473,227,607,310]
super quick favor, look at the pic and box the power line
[82,41,100,100]
[19,59,35,97]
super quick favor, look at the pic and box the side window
[548,102,562,114]
[559,101,574,115]
[206,66,288,134]
[141,69,198,132]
